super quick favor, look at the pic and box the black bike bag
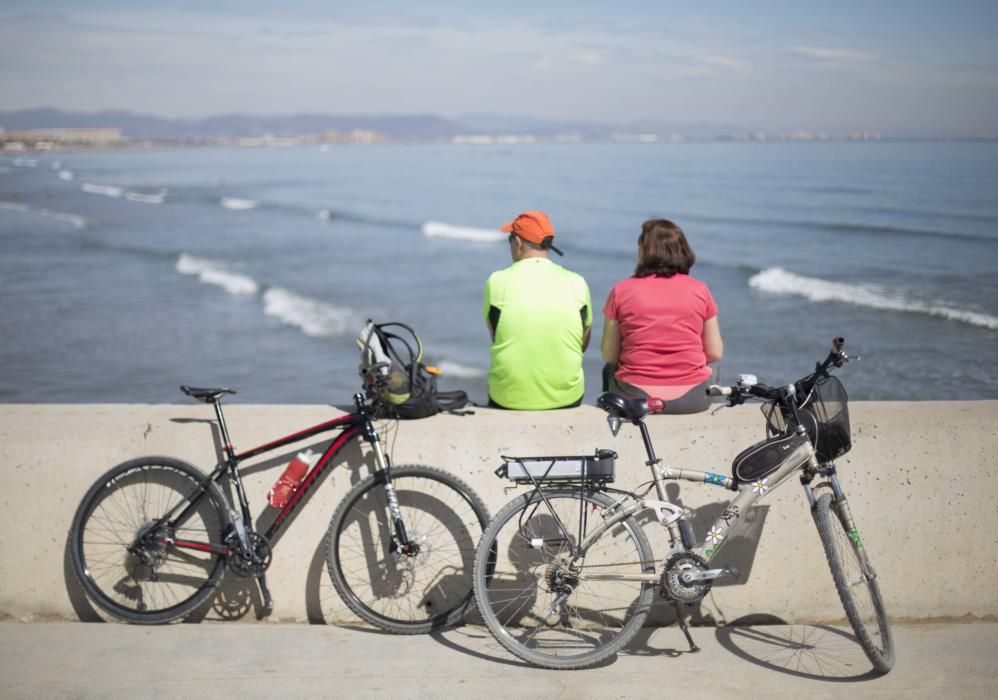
[731,432,810,484]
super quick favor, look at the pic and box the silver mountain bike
[472,338,894,671]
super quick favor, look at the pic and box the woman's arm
[702,316,724,363]
[601,316,621,363]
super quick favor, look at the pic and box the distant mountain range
[0,107,746,141]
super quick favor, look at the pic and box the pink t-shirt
[603,274,718,388]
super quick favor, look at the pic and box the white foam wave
[262,287,358,337]
[51,161,61,170]
[315,208,331,221]
[749,267,998,331]
[13,158,38,167]
[38,209,87,229]
[433,360,486,379]
[0,201,87,228]
[421,221,506,243]
[221,197,257,210]
[82,183,123,198]
[125,189,167,204]
[58,169,75,181]
[176,254,259,296]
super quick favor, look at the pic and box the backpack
[357,320,472,419]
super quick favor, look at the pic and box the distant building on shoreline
[0,127,124,147]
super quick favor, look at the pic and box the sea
[1,141,997,405]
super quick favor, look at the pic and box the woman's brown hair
[634,219,695,277]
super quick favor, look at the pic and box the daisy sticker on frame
[706,526,724,546]
[752,478,769,495]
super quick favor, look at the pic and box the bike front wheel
[813,492,895,673]
[473,488,655,669]
[325,464,489,634]
[69,456,229,624]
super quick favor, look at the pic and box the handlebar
[707,337,851,407]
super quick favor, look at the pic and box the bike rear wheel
[325,465,489,634]
[70,457,229,624]
[813,492,895,673]
[473,488,655,669]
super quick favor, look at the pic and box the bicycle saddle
[180,385,236,403]
[596,392,664,420]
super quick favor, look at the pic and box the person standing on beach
[601,218,723,414]
[484,210,592,410]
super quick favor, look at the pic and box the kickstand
[257,574,274,616]
[673,602,700,653]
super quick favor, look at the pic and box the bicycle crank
[228,532,273,578]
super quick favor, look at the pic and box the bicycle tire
[325,464,489,634]
[70,456,229,624]
[813,492,895,673]
[473,488,655,669]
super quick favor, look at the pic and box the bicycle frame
[537,425,834,585]
[159,393,396,555]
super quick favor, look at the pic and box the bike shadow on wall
[62,413,379,624]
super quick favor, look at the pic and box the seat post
[212,399,236,457]
[637,419,669,501]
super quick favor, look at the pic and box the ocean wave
[51,161,61,170]
[82,183,123,198]
[0,201,87,229]
[421,221,506,243]
[220,197,258,210]
[125,189,167,205]
[13,158,38,167]
[432,359,486,379]
[315,208,332,221]
[38,209,88,229]
[262,287,359,337]
[58,170,75,181]
[749,267,998,330]
[176,254,259,296]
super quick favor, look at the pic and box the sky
[1,0,997,137]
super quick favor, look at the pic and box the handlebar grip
[707,384,731,397]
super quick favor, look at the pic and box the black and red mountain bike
[69,386,488,634]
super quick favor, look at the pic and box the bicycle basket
[761,375,851,463]
[497,449,616,483]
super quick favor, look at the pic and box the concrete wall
[1,401,996,625]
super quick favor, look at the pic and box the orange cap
[499,210,563,255]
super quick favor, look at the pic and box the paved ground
[1,621,994,699]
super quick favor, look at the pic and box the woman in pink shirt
[601,219,723,414]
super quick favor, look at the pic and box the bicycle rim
[815,493,895,673]
[327,465,489,634]
[71,458,227,623]
[474,489,654,669]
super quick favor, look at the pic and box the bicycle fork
[369,434,418,556]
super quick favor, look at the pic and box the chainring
[228,532,273,578]
[661,552,712,603]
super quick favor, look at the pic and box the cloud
[790,46,876,62]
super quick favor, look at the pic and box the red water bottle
[268,449,316,508]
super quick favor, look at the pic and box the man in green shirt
[483,210,592,410]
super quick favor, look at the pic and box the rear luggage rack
[497,449,617,484]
